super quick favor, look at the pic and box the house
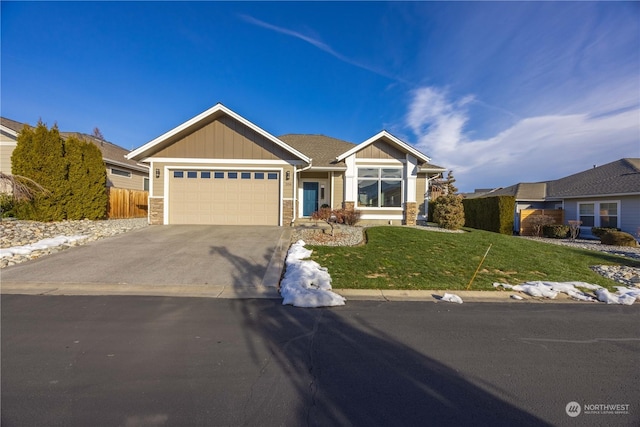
[468,159,640,238]
[126,103,446,226]
[0,117,149,191]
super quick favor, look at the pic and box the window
[214,172,224,179]
[228,172,238,179]
[173,171,184,178]
[241,172,251,179]
[578,201,619,228]
[599,202,618,228]
[143,178,149,191]
[187,171,197,179]
[268,173,278,180]
[201,171,211,179]
[579,203,594,227]
[111,168,131,178]
[357,168,402,208]
[255,172,264,179]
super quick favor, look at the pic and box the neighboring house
[469,159,640,238]
[0,117,149,191]
[126,103,446,226]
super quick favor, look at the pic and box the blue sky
[2,1,638,192]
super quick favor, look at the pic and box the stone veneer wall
[283,200,294,226]
[404,202,418,226]
[149,198,164,225]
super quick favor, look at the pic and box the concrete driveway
[0,226,291,298]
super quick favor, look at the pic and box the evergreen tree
[11,121,69,221]
[65,136,107,219]
[433,194,465,230]
[444,170,458,195]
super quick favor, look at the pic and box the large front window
[579,201,619,228]
[357,168,402,208]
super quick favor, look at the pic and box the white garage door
[168,170,280,225]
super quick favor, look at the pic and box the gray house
[469,159,640,238]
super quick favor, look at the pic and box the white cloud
[407,86,640,192]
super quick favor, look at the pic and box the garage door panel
[169,170,279,225]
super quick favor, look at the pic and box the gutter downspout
[291,159,313,225]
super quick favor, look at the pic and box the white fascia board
[558,192,640,199]
[105,159,149,172]
[0,124,18,138]
[126,103,311,164]
[419,166,447,173]
[336,130,431,163]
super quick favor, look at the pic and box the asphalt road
[2,295,638,427]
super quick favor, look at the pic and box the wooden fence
[107,188,148,219]
[519,209,564,236]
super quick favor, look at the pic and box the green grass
[307,226,640,291]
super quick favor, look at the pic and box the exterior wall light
[286,171,290,180]
[155,168,160,179]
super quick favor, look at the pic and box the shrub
[0,193,15,217]
[600,231,638,247]
[529,214,556,237]
[310,207,361,235]
[433,195,465,230]
[591,227,620,239]
[543,224,570,239]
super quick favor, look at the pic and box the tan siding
[0,143,16,174]
[356,140,404,160]
[416,174,427,215]
[107,167,148,190]
[332,173,344,209]
[301,171,330,179]
[154,117,293,160]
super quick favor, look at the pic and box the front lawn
[308,226,640,291]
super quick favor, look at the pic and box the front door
[303,182,319,216]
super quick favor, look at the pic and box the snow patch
[494,281,637,305]
[0,235,88,258]
[440,293,463,304]
[280,240,346,308]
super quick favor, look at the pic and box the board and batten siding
[355,140,405,160]
[154,116,293,160]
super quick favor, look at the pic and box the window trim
[357,167,403,209]
[110,167,132,178]
[577,200,620,229]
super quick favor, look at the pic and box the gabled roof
[0,117,147,172]
[126,103,311,164]
[278,134,355,170]
[547,158,640,198]
[475,182,549,200]
[335,130,432,163]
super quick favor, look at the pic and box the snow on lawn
[0,235,89,258]
[494,281,638,305]
[280,240,346,308]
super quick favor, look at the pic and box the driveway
[0,226,291,296]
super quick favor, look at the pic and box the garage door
[169,170,280,225]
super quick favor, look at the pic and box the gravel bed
[1,218,148,268]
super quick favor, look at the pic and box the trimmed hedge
[462,195,515,235]
[600,231,638,247]
[543,224,570,239]
[591,227,620,239]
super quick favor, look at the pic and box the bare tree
[0,172,49,202]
